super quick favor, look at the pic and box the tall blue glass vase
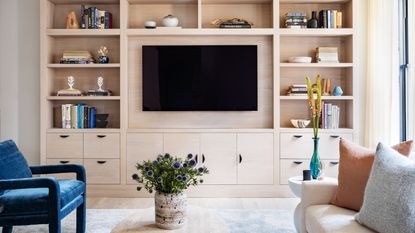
[310,137,321,179]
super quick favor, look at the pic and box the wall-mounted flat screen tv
[142,45,258,111]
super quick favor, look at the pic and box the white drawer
[84,159,120,184]
[280,159,309,185]
[323,160,339,178]
[84,133,120,159]
[280,133,314,159]
[47,133,83,159]
[319,134,353,159]
[46,159,83,180]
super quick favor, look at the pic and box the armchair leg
[49,220,61,233]
[2,226,13,233]
[76,195,86,233]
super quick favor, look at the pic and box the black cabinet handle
[239,154,243,164]
[97,135,107,138]
[59,161,69,164]
[202,154,205,163]
[293,135,303,138]
[330,135,340,138]
[293,161,303,165]
[330,161,339,165]
[97,161,107,164]
[195,154,198,163]
[59,135,69,138]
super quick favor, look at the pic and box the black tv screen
[142,45,258,111]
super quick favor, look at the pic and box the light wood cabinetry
[40,0,360,197]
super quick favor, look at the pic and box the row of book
[319,10,342,29]
[81,6,113,29]
[286,84,307,96]
[60,51,95,64]
[321,102,340,129]
[61,104,97,129]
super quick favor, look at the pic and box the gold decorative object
[98,46,109,57]
[66,11,80,29]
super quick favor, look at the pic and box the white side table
[288,176,337,233]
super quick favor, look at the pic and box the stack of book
[316,47,339,63]
[321,102,340,129]
[286,84,307,96]
[285,13,307,28]
[319,10,342,28]
[61,104,96,129]
[60,51,95,64]
[81,5,113,29]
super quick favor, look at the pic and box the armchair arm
[30,164,86,182]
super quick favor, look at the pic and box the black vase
[308,11,319,28]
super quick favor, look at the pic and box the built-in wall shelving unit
[40,0,359,197]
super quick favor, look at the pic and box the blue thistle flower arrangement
[132,153,209,194]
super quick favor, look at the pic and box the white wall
[0,0,40,165]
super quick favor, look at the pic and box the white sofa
[295,179,375,233]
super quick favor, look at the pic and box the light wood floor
[86,198,300,210]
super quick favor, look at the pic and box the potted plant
[132,153,208,229]
[306,75,323,179]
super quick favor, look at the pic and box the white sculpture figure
[68,76,75,90]
[57,76,81,96]
[97,76,105,92]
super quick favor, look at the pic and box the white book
[61,105,66,128]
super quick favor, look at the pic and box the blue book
[90,107,96,128]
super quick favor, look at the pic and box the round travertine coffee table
[111,206,229,233]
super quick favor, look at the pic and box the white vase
[162,15,179,27]
[154,191,187,229]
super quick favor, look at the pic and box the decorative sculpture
[98,46,109,64]
[57,76,82,96]
[66,11,80,29]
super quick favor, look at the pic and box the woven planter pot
[154,191,187,229]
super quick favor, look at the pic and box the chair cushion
[0,140,32,180]
[305,205,375,233]
[0,179,85,216]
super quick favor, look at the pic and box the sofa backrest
[0,140,32,180]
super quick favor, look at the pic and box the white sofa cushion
[305,205,375,233]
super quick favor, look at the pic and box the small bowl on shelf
[291,119,311,128]
[288,56,312,63]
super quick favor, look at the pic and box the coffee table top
[111,206,229,233]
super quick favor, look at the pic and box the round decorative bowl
[291,119,311,128]
[288,56,312,63]
[162,15,179,27]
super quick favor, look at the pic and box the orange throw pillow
[330,138,413,211]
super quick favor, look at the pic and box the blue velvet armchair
[0,140,86,233]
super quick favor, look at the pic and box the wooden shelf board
[280,63,353,68]
[127,28,274,36]
[47,96,121,100]
[46,29,121,37]
[279,0,350,3]
[203,0,272,4]
[279,127,354,133]
[47,128,120,133]
[47,0,119,4]
[279,28,353,36]
[47,64,121,68]
[127,128,275,133]
[280,96,353,100]
[127,0,196,4]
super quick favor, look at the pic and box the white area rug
[2,208,295,233]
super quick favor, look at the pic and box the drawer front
[84,159,120,184]
[280,133,314,159]
[319,133,353,159]
[47,133,83,159]
[46,159,83,180]
[84,133,120,159]
[323,160,339,178]
[280,159,309,185]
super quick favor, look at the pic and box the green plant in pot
[132,153,208,229]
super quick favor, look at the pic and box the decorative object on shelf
[66,11,80,29]
[322,78,331,96]
[291,119,311,128]
[60,50,95,64]
[316,47,339,63]
[285,12,307,28]
[162,15,179,27]
[288,56,312,63]
[97,46,109,64]
[95,114,109,128]
[308,11,319,28]
[211,18,253,28]
[86,77,112,96]
[332,86,343,96]
[57,76,82,96]
[132,153,209,230]
[287,84,307,96]
[306,75,323,179]
[319,10,342,29]
[303,170,311,181]
[144,20,157,29]
[81,5,112,29]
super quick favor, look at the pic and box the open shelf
[279,28,353,36]
[46,29,121,37]
[280,96,353,100]
[280,63,353,68]
[280,0,350,3]
[47,64,121,68]
[126,28,275,36]
[47,96,121,100]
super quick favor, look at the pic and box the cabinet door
[237,133,274,184]
[126,133,164,184]
[200,133,237,184]
[163,133,200,158]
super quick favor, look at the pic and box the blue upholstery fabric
[0,179,85,216]
[0,140,32,180]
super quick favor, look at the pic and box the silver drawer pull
[293,161,303,165]
[97,161,107,164]
[330,161,339,165]
[60,135,69,138]
[330,135,340,138]
[293,135,303,138]
[97,135,107,138]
